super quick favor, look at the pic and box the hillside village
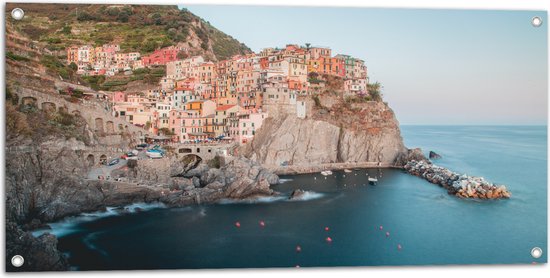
[67,43,370,145]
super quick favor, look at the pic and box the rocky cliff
[243,97,408,169]
[5,141,279,271]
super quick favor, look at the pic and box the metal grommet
[532,16,543,27]
[11,255,24,267]
[531,247,543,259]
[11,8,25,20]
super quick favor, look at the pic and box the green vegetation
[5,92,87,143]
[159,127,174,136]
[367,82,383,102]
[101,79,130,90]
[207,155,222,169]
[6,104,31,139]
[59,25,72,35]
[21,25,47,40]
[40,55,75,80]
[345,95,371,103]
[6,52,30,62]
[81,75,105,90]
[129,67,165,84]
[312,95,322,108]
[5,87,19,105]
[15,3,250,60]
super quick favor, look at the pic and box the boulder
[429,151,442,159]
[6,221,69,272]
[289,189,306,200]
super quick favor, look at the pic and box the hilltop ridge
[5,3,251,61]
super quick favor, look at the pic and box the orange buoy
[397,244,402,251]
[324,226,330,231]
[326,237,333,243]
[259,221,265,227]
[296,245,302,253]
[386,232,390,237]
[379,225,383,230]
[235,221,241,228]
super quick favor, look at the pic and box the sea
[39,126,547,270]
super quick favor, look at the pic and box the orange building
[67,46,79,64]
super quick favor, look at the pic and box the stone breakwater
[404,160,511,199]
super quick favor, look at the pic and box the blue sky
[183,5,547,125]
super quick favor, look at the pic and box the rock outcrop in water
[404,160,511,199]
[429,151,442,159]
[6,222,69,272]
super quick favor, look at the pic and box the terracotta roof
[216,105,236,111]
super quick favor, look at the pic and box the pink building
[229,112,268,145]
[111,91,126,103]
[142,46,180,66]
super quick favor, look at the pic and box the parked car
[135,143,148,150]
[108,158,120,166]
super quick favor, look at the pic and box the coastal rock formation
[242,101,408,168]
[6,221,69,271]
[394,148,429,166]
[288,189,306,200]
[404,160,511,199]
[429,151,442,159]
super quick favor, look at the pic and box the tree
[159,127,174,136]
[367,82,383,102]
[60,25,72,35]
[152,13,162,25]
[77,11,95,21]
[117,12,129,23]
[69,62,77,71]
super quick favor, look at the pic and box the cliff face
[243,98,408,168]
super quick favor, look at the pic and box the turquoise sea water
[55,126,547,269]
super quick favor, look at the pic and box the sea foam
[31,202,166,238]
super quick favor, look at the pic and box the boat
[368,177,378,185]
[146,149,164,158]
[321,170,333,176]
[344,169,352,173]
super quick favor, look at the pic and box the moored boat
[146,149,164,158]
[321,170,333,176]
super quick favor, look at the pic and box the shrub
[312,95,321,107]
[207,156,221,169]
[6,104,31,137]
[367,82,383,102]
[52,110,76,126]
[77,11,95,21]
[6,52,30,62]
[60,25,72,35]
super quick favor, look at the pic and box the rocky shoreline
[6,151,280,272]
[404,160,511,199]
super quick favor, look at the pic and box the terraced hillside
[5,3,251,61]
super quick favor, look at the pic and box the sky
[183,5,547,125]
